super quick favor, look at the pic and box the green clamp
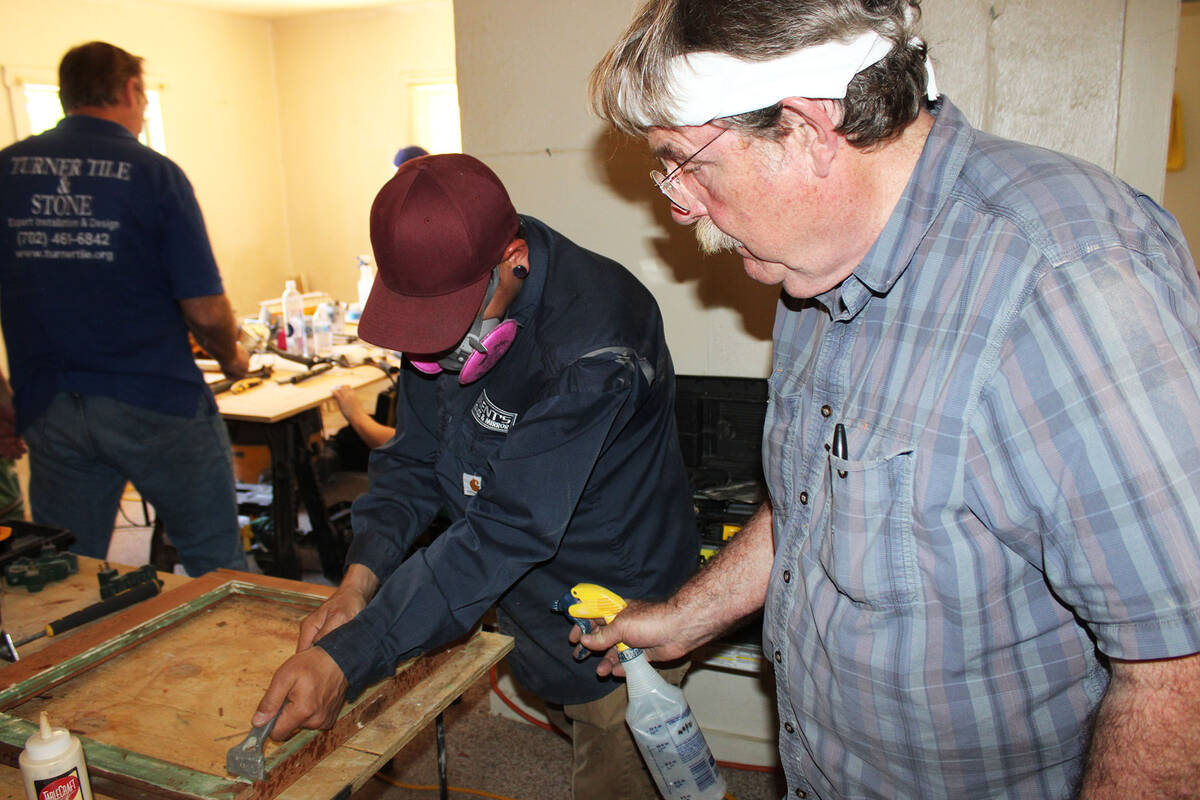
[3,545,79,592]
[98,563,160,598]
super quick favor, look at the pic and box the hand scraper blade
[226,701,287,781]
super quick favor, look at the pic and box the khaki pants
[545,662,690,800]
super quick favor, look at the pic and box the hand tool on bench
[210,365,273,395]
[0,578,162,661]
[276,362,334,385]
[226,700,288,780]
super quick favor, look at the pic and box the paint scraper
[226,700,287,781]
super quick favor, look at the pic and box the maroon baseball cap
[358,153,519,354]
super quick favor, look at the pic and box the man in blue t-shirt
[0,41,248,576]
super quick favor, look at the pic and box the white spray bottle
[558,583,727,800]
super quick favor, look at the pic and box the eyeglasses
[650,127,729,213]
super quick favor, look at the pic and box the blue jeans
[25,392,246,576]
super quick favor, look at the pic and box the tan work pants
[545,662,690,800]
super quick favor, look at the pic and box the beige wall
[0,0,289,318]
[0,1,1181,378]
[0,0,456,318]
[1164,4,1200,255]
[454,0,1181,378]
[272,1,455,305]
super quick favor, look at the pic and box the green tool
[3,546,79,592]
[98,563,159,598]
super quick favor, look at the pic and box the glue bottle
[19,712,93,800]
[556,584,726,800]
[281,280,309,357]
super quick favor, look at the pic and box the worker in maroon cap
[253,153,700,798]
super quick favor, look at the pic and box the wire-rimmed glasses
[650,127,729,213]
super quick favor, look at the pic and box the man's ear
[776,97,842,178]
[501,238,529,269]
[120,76,140,108]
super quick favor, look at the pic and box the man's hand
[296,564,379,651]
[576,502,777,677]
[180,293,246,379]
[331,385,369,425]
[251,647,349,740]
[222,343,251,381]
[575,598,691,677]
[297,588,369,651]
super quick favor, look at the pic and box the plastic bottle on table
[357,255,375,309]
[19,712,93,800]
[281,279,309,357]
[313,303,334,356]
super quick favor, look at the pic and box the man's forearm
[180,293,241,371]
[667,500,775,652]
[1077,652,1200,798]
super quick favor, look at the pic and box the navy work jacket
[319,216,699,704]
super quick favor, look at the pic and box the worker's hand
[331,385,368,423]
[297,589,367,651]
[576,598,689,678]
[296,565,379,651]
[252,646,348,740]
[221,343,251,381]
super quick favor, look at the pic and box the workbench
[0,563,512,800]
[0,557,188,668]
[209,356,393,582]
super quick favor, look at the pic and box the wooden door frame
[0,570,511,800]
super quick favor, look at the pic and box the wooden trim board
[0,570,512,800]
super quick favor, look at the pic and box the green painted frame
[0,570,474,800]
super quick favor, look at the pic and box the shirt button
[774,650,782,663]
[799,491,808,504]
[783,570,791,583]
[795,790,808,798]
[784,722,795,734]
[820,405,832,417]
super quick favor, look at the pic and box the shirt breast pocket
[823,435,917,608]
[437,414,507,499]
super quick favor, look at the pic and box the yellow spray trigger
[567,583,631,652]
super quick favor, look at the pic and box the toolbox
[0,521,73,570]
[674,375,768,553]
[674,375,769,656]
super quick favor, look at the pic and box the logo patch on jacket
[471,390,517,433]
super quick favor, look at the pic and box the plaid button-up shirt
[763,98,1200,799]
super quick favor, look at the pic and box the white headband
[633,30,938,128]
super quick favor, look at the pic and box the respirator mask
[409,268,518,384]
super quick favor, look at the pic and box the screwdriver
[13,578,162,649]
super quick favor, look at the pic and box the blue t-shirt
[0,115,224,432]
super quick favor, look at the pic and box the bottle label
[34,768,83,800]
